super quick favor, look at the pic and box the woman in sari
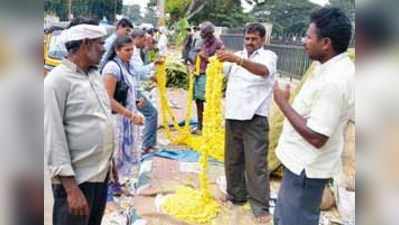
[102,36,144,195]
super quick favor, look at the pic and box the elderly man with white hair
[44,24,114,225]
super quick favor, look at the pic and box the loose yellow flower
[162,186,220,224]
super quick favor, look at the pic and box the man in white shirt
[45,24,114,225]
[100,18,133,68]
[130,29,156,82]
[273,7,354,225]
[157,26,168,56]
[130,29,159,153]
[217,22,278,223]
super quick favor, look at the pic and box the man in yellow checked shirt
[217,22,278,224]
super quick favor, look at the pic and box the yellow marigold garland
[200,56,225,161]
[194,55,201,76]
[155,56,225,161]
[157,57,225,224]
[156,49,357,223]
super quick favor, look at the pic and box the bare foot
[218,193,247,206]
[218,193,230,203]
[143,146,156,154]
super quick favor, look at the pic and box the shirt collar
[63,59,85,74]
[320,52,348,70]
[62,59,97,75]
[243,47,262,58]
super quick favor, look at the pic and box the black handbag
[111,60,129,113]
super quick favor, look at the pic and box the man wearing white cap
[44,24,114,225]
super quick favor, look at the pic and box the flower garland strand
[158,57,224,224]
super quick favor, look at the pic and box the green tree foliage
[147,0,193,23]
[143,6,158,26]
[44,0,122,22]
[146,0,251,27]
[123,4,143,25]
[251,0,318,37]
[329,0,355,22]
[44,0,68,20]
[166,0,192,21]
[190,0,253,27]
[174,18,191,45]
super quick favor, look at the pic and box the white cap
[61,24,107,44]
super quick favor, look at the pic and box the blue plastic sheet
[142,149,200,162]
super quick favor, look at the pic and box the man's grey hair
[130,29,146,39]
[200,21,215,34]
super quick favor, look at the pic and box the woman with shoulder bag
[102,36,144,195]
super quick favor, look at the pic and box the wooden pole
[157,0,165,27]
[68,0,72,20]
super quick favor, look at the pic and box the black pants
[225,115,270,216]
[52,182,108,225]
[195,99,204,130]
[274,168,329,225]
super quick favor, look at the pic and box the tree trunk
[186,0,207,20]
[185,0,207,19]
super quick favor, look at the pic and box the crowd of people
[45,6,354,225]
